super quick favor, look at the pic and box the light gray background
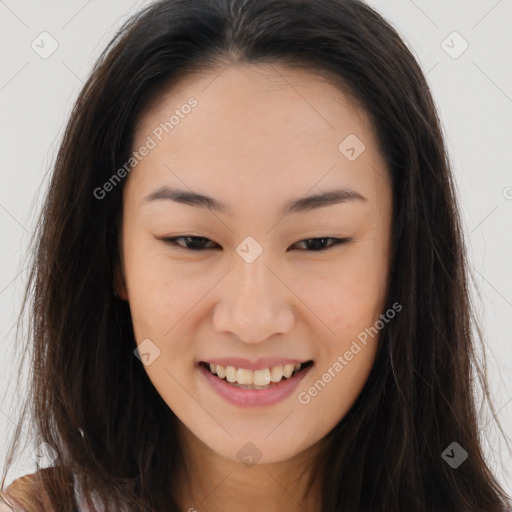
[1,0,511,496]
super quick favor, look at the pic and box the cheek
[295,269,385,420]
[307,254,389,340]
[302,250,388,416]
[121,233,189,341]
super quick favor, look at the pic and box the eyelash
[161,236,352,252]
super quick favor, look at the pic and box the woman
[1,0,510,510]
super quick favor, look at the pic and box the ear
[113,262,129,301]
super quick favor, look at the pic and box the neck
[174,428,323,512]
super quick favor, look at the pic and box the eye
[291,237,351,251]
[162,236,219,251]
[160,236,351,252]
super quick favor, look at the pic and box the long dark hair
[1,0,510,510]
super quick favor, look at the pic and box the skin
[115,63,393,512]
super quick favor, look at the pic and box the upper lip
[199,357,313,371]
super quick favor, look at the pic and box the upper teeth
[208,363,302,386]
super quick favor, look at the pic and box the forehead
[128,63,388,207]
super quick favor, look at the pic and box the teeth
[236,368,253,385]
[216,365,226,379]
[206,362,306,386]
[225,366,237,383]
[283,364,294,378]
[270,365,283,383]
[253,369,271,386]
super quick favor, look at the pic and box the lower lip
[198,363,313,408]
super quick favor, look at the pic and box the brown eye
[160,235,351,252]
[291,237,351,251]
[162,236,219,251]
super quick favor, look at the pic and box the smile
[198,360,314,408]
[200,361,314,389]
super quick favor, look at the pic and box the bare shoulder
[1,469,54,512]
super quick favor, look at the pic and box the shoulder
[0,499,14,512]
[0,469,55,512]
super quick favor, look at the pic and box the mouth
[199,360,314,390]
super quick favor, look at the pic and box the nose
[212,250,295,344]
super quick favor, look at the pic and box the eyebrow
[143,186,367,216]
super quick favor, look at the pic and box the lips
[198,359,314,407]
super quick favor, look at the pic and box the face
[116,63,393,466]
